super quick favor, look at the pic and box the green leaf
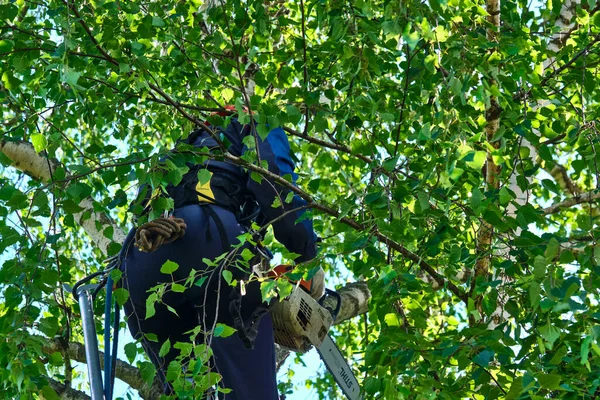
[549,346,568,364]
[41,386,61,400]
[145,293,158,319]
[541,179,560,195]
[539,323,561,346]
[144,333,158,342]
[250,171,263,184]
[137,15,156,38]
[197,169,212,185]
[38,317,59,337]
[402,23,420,49]
[0,39,14,53]
[167,167,183,186]
[364,377,382,395]
[171,283,186,293]
[505,377,523,400]
[0,4,19,21]
[546,238,559,260]
[271,196,282,208]
[31,133,48,153]
[222,270,233,285]
[213,323,236,338]
[124,342,137,364]
[152,16,165,27]
[581,335,592,365]
[384,313,400,327]
[473,349,493,367]
[62,68,82,88]
[471,188,483,212]
[160,260,179,274]
[533,255,546,280]
[529,281,541,308]
[166,304,179,316]
[465,151,487,170]
[559,250,575,264]
[1,71,22,90]
[537,373,561,390]
[139,361,156,386]
[260,280,277,303]
[113,288,129,306]
[382,157,399,172]
[499,187,513,205]
[194,276,208,287]
[159,339,171,357]
[417,191,430,210]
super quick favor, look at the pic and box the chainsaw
[270,285,364,400]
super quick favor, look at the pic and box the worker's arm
[244,126,317,263]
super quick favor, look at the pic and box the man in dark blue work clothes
[120,118,318,399]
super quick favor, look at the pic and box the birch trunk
[487,0,583,328]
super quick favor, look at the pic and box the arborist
[119,116,322,399]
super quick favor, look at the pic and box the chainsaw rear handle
[318,289,341,321]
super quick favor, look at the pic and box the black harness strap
[205,205,230,250]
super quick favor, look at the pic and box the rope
[134,217,187,252]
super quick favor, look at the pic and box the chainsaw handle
[319,289,341,321]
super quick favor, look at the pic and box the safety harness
[69,119,272,398]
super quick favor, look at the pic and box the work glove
[307,267,325,300]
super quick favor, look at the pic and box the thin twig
[299,0,310,136]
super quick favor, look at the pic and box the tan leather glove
[308,267,325,300]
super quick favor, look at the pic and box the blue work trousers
[121,204,279,399]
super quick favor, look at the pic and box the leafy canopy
[1,0,600,399]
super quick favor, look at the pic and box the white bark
[0,140,126,255]
[0,140,58,182]
[73,197,127,255]
[488,0,582,329]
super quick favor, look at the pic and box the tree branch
[0,139,59,182]
[224,152,467,302]
[44,338,163,400]
[44,378,91,400]
[64,1,119,67]
[0,139,127,252]
[546,163,582,196]
[283,126,374,164]
[543,192,600,214]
